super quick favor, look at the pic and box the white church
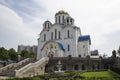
[37,10,91,59]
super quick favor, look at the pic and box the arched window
[48,23,49,28]
[62,16,64,23]
[82,65,85,70]
[70,19,73,24]
[59,16,60,24]
[44,24,46,29]
[67,30,70,38]
[51,32,53,40]
[44,34,46,41]
[59,31,61,39]
[55,29,57,39]
[97,65,100,69]
[67,19,69,25]
[55,17,57,23]
[68,44,70,51]
[74,65,79,70]
[71,19,72,22]
[92,65,95,70]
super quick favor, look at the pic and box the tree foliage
[8,48,18,60]
[0,47,18,61]
[21,50,30,58]
[0,47,36,61]
[20,50,36,58]
[0,47,9,60]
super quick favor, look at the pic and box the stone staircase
[15,57,49,77]
[0,58,37,77]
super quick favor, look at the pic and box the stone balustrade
[0,58,30,73]
[15,57,49,77]
[0,63,16,73]
[16,58,30,66]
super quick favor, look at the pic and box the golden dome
[58,9,65,13]
[55,10,69,16]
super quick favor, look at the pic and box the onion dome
[55,10,69,16]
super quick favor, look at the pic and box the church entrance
[48,51,54,58]
[48,53,54,58]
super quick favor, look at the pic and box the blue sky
[0,0,120,56]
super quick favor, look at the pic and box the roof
[57,42,65,51]
[73,26,80,29]
[78,35,91,45]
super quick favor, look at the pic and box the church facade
[37,10,91,59]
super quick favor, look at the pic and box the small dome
[43,20,52,30]
[44,20,51,23]
[55,10,69,16]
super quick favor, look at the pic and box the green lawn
[80,70,119,78]
[7,70,120,80]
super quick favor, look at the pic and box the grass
[80,70,120,78]
[7,70,120,80]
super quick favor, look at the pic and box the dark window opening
[82,65,85,70]
[71,19,72,22]
[55,29,57,39]
[67,19,69,25]
[83,45,85,48]
[51,32,53,40]
[62,16,64,23]
[55,17,57,23]
[68,44,70,51]
[74,65,79,70]
[59,31,61,39]
[67,30,70,38]
[97,65,100,69]
[44,24,46,29]
[48,23,49,28]
[59,16,60,24]
[44,34,46,41]
[92,65,95,70]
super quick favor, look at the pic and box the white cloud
[0,4,40,50]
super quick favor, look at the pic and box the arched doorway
[92,64,95,70]
[48,53,54,58]
[74,65,79,70]
[45,65,48,72]
[82,65,85,70]
[48,51,54,58]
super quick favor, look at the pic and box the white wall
[37,11,90,59]
[78,40,90,57]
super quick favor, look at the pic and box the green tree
[8,48,18,61]
[117,46,120,56]
[0,47,9,60]
[20,50,30,58]
[0,47,8,54]
[30,52,36,58]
